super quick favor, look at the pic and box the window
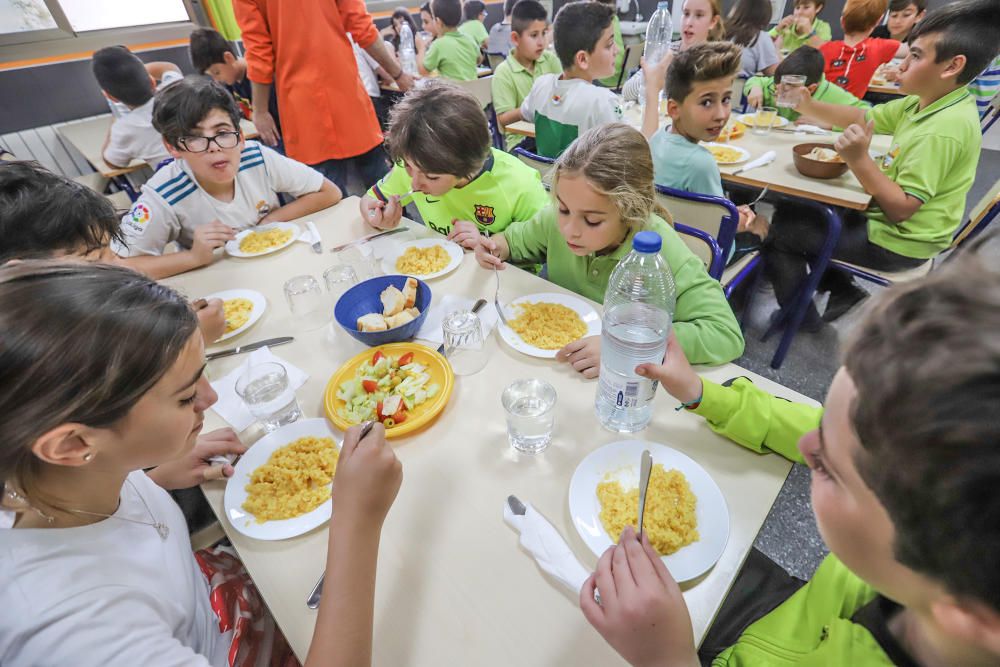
[0,0,58,35]
[58,0,190,33]
[0,0,193,46]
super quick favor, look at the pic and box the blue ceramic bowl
[334,275,432,346]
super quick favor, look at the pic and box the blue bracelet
[675,391,704,411]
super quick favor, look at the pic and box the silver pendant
[154,522,170,540]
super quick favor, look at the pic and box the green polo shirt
[491,49,563,148]
[458,19,489,48]
[502,208,745,364]
[745,75,869,124]
[864,87,981,258]
[768,18,831,53]
[368,148,549,237]
[424,30,480,81]
[598,15,626,88]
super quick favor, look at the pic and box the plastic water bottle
[595,231,676,433]
[399,22,418,76]
[638,1,674,103]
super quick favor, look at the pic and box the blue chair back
[512,146,556,187]
[654,184,739,280]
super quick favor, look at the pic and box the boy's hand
[746,85,764,110]
[640,53,672,95]
[635,331,702,405]
[146,428,247,489]
[446,219,482,249]
[794,15,813,34]
[556,335,602,379]
[332,422,402,527]
[473,235,506,270]
[737,206,770,240]
[190,220,236,266]
[835,120,874,163]
[776,15,795,30]
[192,297,226,342]
[580,526,698,667]
[785,81,815,112]
[252,109,281,147]
[362,195,403,230]
[395,72,416,92]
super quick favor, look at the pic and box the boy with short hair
[91,46,183,169]
[519,1,622,157]
[769,0,831,53]
[115,76,341,279]
[458,0,490,50]
[487,0,518,55]
[360,81,549,251]
[821,0,908,99]
[491,0,562,149]
[871,0,926,41]
[418,0,481,80]
[767,0,993,325]
[595,0,626,88]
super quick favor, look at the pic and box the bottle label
[598,373,655,410]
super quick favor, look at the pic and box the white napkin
[735,150,776,174]
[415,294,499,345]
[368,229,416,260]
[209,347,309,431]
[503,500,590,594]
[297,221,320,248]
[790,124,830,135]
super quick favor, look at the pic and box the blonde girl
[0,262,401,666]
[474,124,743,376]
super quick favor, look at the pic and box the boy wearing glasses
[115,76,341,279]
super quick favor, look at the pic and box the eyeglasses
[177,130,241,153]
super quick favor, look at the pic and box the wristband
[675,390,704,412]
[391,69,406,80]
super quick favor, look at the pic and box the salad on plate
[335,350,440,427]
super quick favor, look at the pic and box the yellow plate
[324,343,454,438]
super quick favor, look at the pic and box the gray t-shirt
[739,31,779,77]
[487,21,511,54]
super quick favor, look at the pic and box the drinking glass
[323,265,359,306]
[751,106,778,136]
[235,362,302,432]
[442,309,488,376]
[502,379,557,454]
[777,74,807,109]
[332,246,378,281]
[284,275,328,330]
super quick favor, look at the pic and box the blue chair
[511,145,556,187]
[154,157,174,172]
[654,185,739,281]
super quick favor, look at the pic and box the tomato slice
[372,350,385,365]
[398,352,414,366]
[391,408,407,424]
[362,379,378,393]
[376,400,384,419]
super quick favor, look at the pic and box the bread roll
[402,277,418,309]
[357,313,388,332]
[380,285,406,316]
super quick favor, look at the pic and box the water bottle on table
[638,2,673,103]
[399,22,418,76]
[595,231,675,433]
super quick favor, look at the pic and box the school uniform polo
[113,140,324,256]
[502,209,745,364]
[491,49,563,149]
[650,130,724,198]
[863,87,981,259]
[598,15,626,88]
[519,74,624,157]
[458,19,489,48]
[367,148,549,236]
[744,75,870,123]
[423,30,480,81]
[821,37,900,99]
[768,17,831,53]
[104,70,183,169]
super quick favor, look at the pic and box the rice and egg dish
[507,302,587,350]
[597,464,699,555]
[395,244,451,275]
[222,297,253,333]
[706,145,744,164]
[239,227,294,254]
[242,436,338,523]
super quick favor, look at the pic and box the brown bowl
[792,142,849,179]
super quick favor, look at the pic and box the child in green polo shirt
[458,0,489,50]
[472,123,744,372]
[418,0,481,81]
[491,0,562,150]
[361,81,549,250]
[763,0,993,326]
[769,0,831,53]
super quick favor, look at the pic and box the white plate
[381,238,463,280]
[702,142,751,165]
[203,288,267,342]
[738,113,791,128]
[497,292,601,359]
[225,222,300,258]
[223,418,341,541]
[568,440,730,582]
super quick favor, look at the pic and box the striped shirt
[970,55,1000,118]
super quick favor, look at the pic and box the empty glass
[777,75,807,109]
[323,265,359,306]
[235,362,302,432]
[502,379,557,454]
[284,275,328,330]
[332,246,378,282]
[752,106,778,135]
[442,309,488,376]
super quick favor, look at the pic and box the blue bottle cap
[657,1,670,7]
[633,230,662,253]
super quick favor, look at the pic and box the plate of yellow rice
[383,239,463,280]
[497,292,601,358]
[568,440,730,582]
[224,418,341,540]
[203,288,267,342]
[226,222,300,258]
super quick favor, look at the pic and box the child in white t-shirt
[114,75,341,279]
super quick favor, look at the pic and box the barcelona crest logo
[474,204,496,226]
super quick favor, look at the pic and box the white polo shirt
[104,70,183,169]
[519,74,623,157]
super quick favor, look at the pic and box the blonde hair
[551,123,672,231]
[685,0,727,42]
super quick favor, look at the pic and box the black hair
[552,1,614,69]
[431,0,463,27]
[152,75,242,148]
[726,0,773,47]
[774,45,826,85]
[512,0,548,33]
[504,0,520,17]
[0,161,124,264]
[91,45,153,107]
[189,28,237,74]
[906,0,1000,85]
[889,0,925,11]
[463,0,486,21]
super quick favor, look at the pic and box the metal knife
[637,450,653,538]
[330,227,407,253]
[206,336,294,361]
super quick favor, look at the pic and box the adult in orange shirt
[233,0,414,194]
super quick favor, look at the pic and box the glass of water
[235,362,302,432]
[777,74,807,109]
[751,106,778,136]
[284,275,328,330]
[442,309,488,376]
[502,379,557,454]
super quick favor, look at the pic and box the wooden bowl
[792,142,849,179]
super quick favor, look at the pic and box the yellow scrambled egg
[242,436,339,523]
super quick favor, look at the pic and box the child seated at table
[820,0,909,100]
[417,0,481,80]
[584,238,1000,667]
[519,1,623,158]
[458,0,490,50]
[769,0,831,54]
[871,0,925,42]
[471,123,745,371]
[114,75,341,279]
[361,81,549,251]
[91,46,183,169]
[0,261,401,666]
[491,0,562,150]
[487,0,517,55]
[767,0,992,326]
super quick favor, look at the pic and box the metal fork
[493,255,510,327]
[748,185,769,208]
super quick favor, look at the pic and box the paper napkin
[296,221,320,248]
[503,500,590,595]
[415,294,499,345]
[209,347,308,432]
